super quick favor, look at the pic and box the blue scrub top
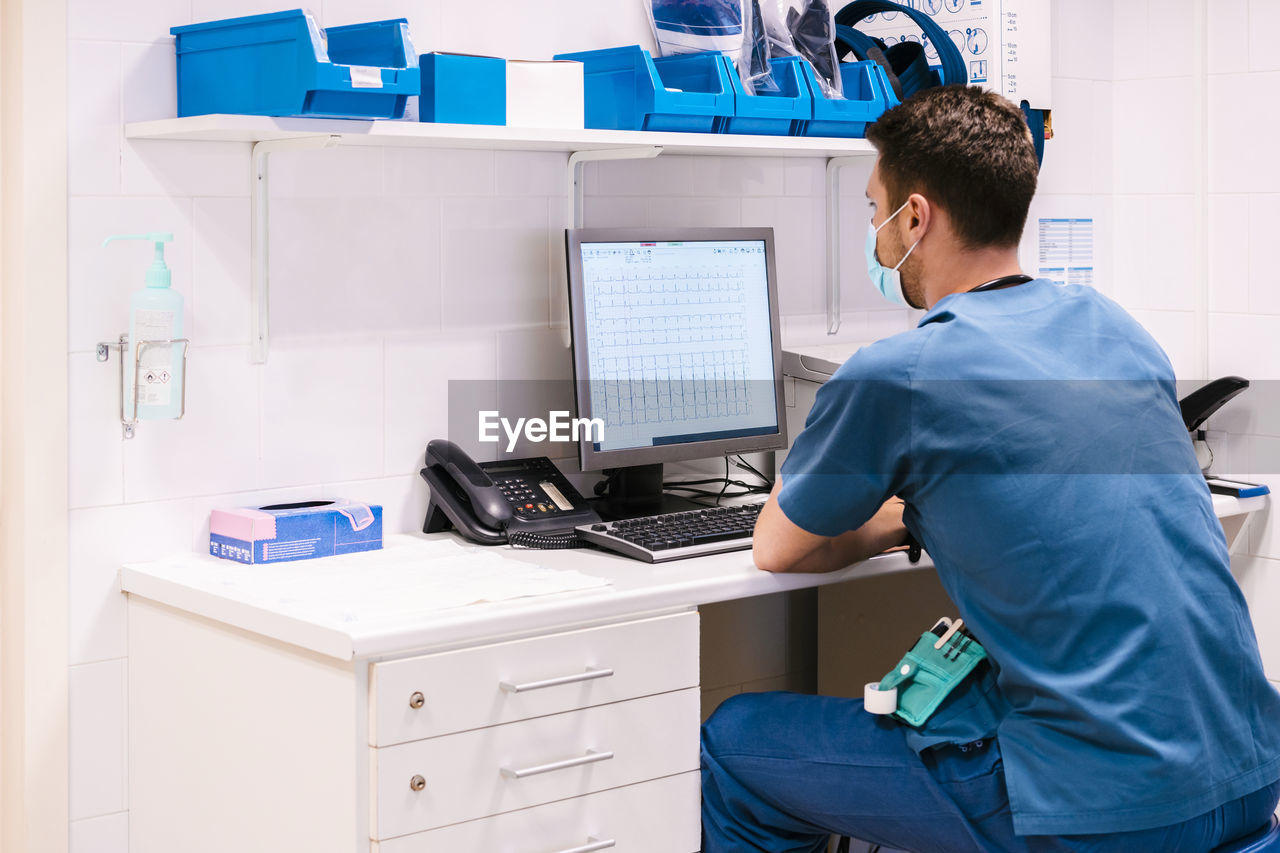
[778,279,1280,836]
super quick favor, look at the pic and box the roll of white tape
[864,682,898,715]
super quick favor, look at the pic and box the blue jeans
[701,692,1280,853]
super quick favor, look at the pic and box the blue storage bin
[553,45,734,133]
[799,60,899,138]
[171,10,419,120]
[419,53,506,126]
[718,55,812,136]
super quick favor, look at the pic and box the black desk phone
[420,439,600,548]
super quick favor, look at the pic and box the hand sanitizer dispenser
[103,232,185,421]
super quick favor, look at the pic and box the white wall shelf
[124,114,877,158]
[124,115,878,361]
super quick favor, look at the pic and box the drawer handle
[409,774,426,792]
[408,691,425,709]
[500,749,615,780]
[554,838,616,853]
[499,667,614,694]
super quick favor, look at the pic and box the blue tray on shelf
[172,9,420,119]
[553,45,734,133]
[718,55,812,136]
[799,60,899,138]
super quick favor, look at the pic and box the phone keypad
[495,478,548,516]
[481,458,588,520]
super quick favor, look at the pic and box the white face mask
[865,199,921,306]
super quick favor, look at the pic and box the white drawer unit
[369,611,699,745]
[123,498,1260,851]
[372,771,701,853]
[372,687,700,840]
[129,543,791,853]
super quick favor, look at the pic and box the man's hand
[752,481,908,574]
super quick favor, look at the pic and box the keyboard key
[691,529,751,545]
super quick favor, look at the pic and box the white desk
[119,494,1264,853]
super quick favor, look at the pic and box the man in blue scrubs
[701,86,1280,852]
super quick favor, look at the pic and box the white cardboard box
[506,59,585,129]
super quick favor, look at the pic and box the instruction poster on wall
[856,2,995,83]
[852,0,1051,108]
[1037,217,1094,287]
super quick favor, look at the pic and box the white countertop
[120,493,1265,662]
[121,532,924,661]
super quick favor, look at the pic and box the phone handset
[426,439,512,530]
[419,440,601,548]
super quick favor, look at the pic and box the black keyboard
[575,503,764,563]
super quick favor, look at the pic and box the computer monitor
[565,226,788,517]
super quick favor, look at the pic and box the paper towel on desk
[151,536,611,630]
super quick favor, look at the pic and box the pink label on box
[210,508,277,541]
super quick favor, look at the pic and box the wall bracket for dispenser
[97,333,191,439]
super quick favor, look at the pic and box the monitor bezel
[565,226,789,473]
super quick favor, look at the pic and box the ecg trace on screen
[581,246,770,448]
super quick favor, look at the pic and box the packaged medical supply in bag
[746,0,776,93]
[758,0,841,97]
[645,0,771,94]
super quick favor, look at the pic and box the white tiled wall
[61,0,907,839]
[69,660,128,821]
[70,813,129,853]
[1104,0,1280,689]
[62,0,1280,846]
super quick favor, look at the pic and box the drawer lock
[499,748,615,780]
[499,666,614,694]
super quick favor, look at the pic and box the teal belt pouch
[876,617,988,727]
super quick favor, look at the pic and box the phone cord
[506,530,590,550]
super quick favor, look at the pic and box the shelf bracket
[567,146,664,229]
[825,155,866,336]
[250,134,341,363]
[559,146,664,346]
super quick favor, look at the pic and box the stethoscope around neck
[966,274,1034,294]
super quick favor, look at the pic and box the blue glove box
[418,52,506,126]
[171,9,419,119]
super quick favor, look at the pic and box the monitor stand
[590,463,703,522]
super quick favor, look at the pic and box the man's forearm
[753,482,908,573]
[774,509,907,573]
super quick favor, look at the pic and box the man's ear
[905,192,932,238]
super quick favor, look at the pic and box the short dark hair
[865,85,1038,249]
